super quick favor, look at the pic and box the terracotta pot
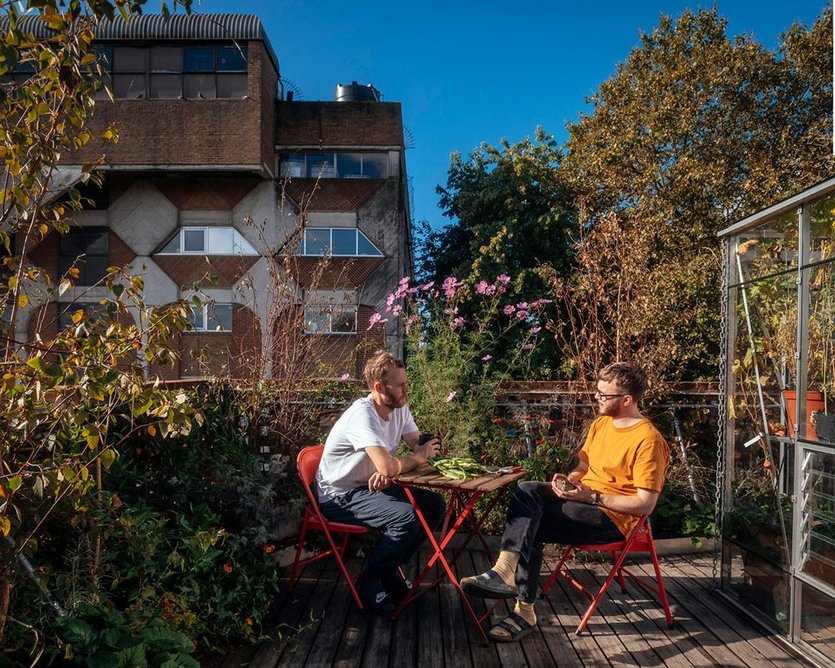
[782,390,825,440]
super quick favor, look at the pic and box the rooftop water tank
[334,81,381,102]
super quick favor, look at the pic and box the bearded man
[315,350,445,615]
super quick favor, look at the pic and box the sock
[491,550,520,587]
[514,600,537,626]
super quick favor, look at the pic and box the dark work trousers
[501,480,624,603]
[319,483,446,585]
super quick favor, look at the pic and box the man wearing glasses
[460,361,669,642]
[316,350,445,616]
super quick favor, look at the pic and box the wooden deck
[207,547,819,668]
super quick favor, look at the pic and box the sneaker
[381,571,414,605]
[356,576,397,616]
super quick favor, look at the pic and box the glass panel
[183,229,205,253]
[307,153,336,178]
[331,307,356,333]
[183,47,214,72]
[331,229,356,255]
[357,230,382,256]
[799,581,835,657]
[280,154,305,178]
[207,228,234,254]
[113,73,146,98]
[112,47,145,72]
[304,228,329,255]
[808,194,835,437]
[149,74,182,99]
[92,46,112,72]
[800,447,835,588]
[94,75,112,100]
[187,306,204,330]
[150,46,182,72]
[232,231,257,255]
[84,256,109,284]
[304,307,329,334]
[217,46,247,71]
[206,304,232,332]
[217,73,246,98]
[84,228,108,256]
[159,233,180,254]
[184,73,216,99]
[362,153,388,178]
[338,153,363,178]
[735,211,798,284]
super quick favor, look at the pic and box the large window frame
[279,152,390,179]
[187,303,233,332]
[298,227,382,257]
[94,43,248,99]
[157,227,258,256]
[303,304,357,335]
[59,227,109,286]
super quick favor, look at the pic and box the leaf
[59,278,72,296]
[147,424,157,437]
[100,449,117,470]
[8,476,22,492]
[0,516,10,537]
[17,293,27,308]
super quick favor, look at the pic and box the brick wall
[154,255,259,289]
[154,176,260,210]
[283,256,385,289]
[276,101,404,147]
[284,179,385,212]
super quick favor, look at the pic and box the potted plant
[810,238,835,443]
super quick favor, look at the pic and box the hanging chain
[713,238,729,588]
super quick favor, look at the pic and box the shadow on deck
[204,548,816,668]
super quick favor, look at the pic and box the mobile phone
[558,478,576,491]
[419,433,435,446]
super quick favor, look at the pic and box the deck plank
[223,550,822,668]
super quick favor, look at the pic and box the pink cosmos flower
[497,274,511,285]
[445,391,457,402]
[516,302,528,310]
[391,304,403,316]
[503,305,516,315]
[516,310,529,319]
[367,312,389,329]
[482,354,493,362]
[338,373,350,381]
[419,281,435,291]
[444,307,459,315]
[531,326,541,334]
[452,316,466,328]
[442,276,462,299]
[522,343,534,350]
[476,280,495,296]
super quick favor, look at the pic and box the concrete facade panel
[109,181,178,255]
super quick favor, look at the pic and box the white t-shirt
[316,395,418,501]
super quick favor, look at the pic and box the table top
[393,465,528,493]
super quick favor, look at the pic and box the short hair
[598,361,648,400]
[363,350,405,390]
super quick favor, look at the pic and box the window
[304,305,357,334]
[157,227,258,255]
[94,43,248,99]
[59,227,109,286]
[188,303,233,332]
[297,228,382,257]
[279,152,390,179]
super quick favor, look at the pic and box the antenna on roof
[279,77,303,101]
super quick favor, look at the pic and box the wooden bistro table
[391,465,528,644]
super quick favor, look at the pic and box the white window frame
[303,304,357,335]
[157,226,258,256]
[299,227,382,257]
[188,303,233,332]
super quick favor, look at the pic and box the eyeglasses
[594,391,626,401]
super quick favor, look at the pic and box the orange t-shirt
[578,416,670,536]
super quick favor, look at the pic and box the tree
[555,7,835,385]
[0,0,195,644]
[417,128,575,374]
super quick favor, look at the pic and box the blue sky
[191,0,828,231]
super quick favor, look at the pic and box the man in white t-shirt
[316,351,445,615]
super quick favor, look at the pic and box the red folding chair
[288,444,372,610]
[541,514,674,635]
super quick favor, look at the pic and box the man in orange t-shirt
[460,361,670,642]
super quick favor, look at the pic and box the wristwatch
[591,492,602,507]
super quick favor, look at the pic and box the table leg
[392,487,491,644]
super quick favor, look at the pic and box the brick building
[10,14,412,380]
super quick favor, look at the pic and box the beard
[597,399,623,418]
[382,387,407,410]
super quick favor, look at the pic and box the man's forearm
[595,491,657,516]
